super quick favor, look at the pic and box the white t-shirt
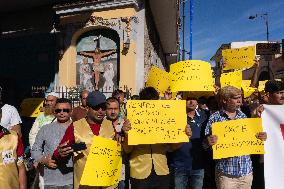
[0,104,22,129]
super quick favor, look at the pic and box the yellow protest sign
[169,60,215,92]
[212,118,264,159]
[222,46,256,70]
[258,79,281,93]
[258,80,267,92]
[146,66,170,95]
[241,80,257,98]
[20,98,45,117]
[80,136,122,186]
[220,70,242,89]
[127,100,189,145]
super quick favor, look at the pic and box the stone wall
[143,1,166,82]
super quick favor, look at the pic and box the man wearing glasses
[31,98,73,189]
[52,91,116,189]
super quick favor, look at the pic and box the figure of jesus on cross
[78,36,116,90]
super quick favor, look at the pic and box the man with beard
[29,92,59,189]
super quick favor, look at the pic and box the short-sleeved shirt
[0,104,22,130]
[205,109,252,176]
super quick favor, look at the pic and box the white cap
[46,92,60,98]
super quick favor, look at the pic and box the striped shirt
[205,109,252,176]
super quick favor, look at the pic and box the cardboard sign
[80,136,122,186]
[169,60,215,92]
[242,80,257,98]
[220,70,242,89]
[146,66,170,95]
[127,100,189,145]
[20,98,45,117]
[222,46,256,70]
[212,118,264,159]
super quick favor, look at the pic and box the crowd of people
[0,78,284,189]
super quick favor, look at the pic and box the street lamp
[248,13,269,41]
[249,12,271,79]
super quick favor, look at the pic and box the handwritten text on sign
[222,46,256,70]
[169,60,215,92]
[220,70,242,89]
[80,136,122,186]
[146,66,170,95]
[212,118,264,159]
[127,100,188,145]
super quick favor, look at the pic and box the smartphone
[71,142,87,152]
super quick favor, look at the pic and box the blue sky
[182,0,284,64]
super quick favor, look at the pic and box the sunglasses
[90,103,107,111]
[55,109,71,114]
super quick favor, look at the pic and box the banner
[212,118,264,159]
[169,60,215,92]
[146,66,170,95]
[242,80,257,98]
[127,100,189,145]
[80,136,122,186]
[222,46,255,70]
[262,105,284,189]
[220,70,242,89]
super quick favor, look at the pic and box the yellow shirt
[126,144,170,179]
[0,130,21,189]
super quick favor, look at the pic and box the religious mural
[76,32,118,94]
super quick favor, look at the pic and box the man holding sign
[205,86,267,189]
[53,91,116,189]
[122,87,192,189]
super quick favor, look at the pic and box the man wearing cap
[29,92,59,189]
[53,91,115,189]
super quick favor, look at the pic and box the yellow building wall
[58,7,138,93]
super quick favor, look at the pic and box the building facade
[211,41,284,86]
[0,0,180,104]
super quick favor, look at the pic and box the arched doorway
[75,28,120,93]
[259,71,270,81]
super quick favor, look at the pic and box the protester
[251,80,284,189]
[112,89,126,117]
[31,98,73,189]
[0,87,22,136]
[71,89,89,122]
[106,97,128,189]
[205,86,267,189]
[29,92,59,147]
[0,107,27,189]
[170,96,207,189]
[29,92,59,189]
[53,91,116,189]
[121,87,192,189]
